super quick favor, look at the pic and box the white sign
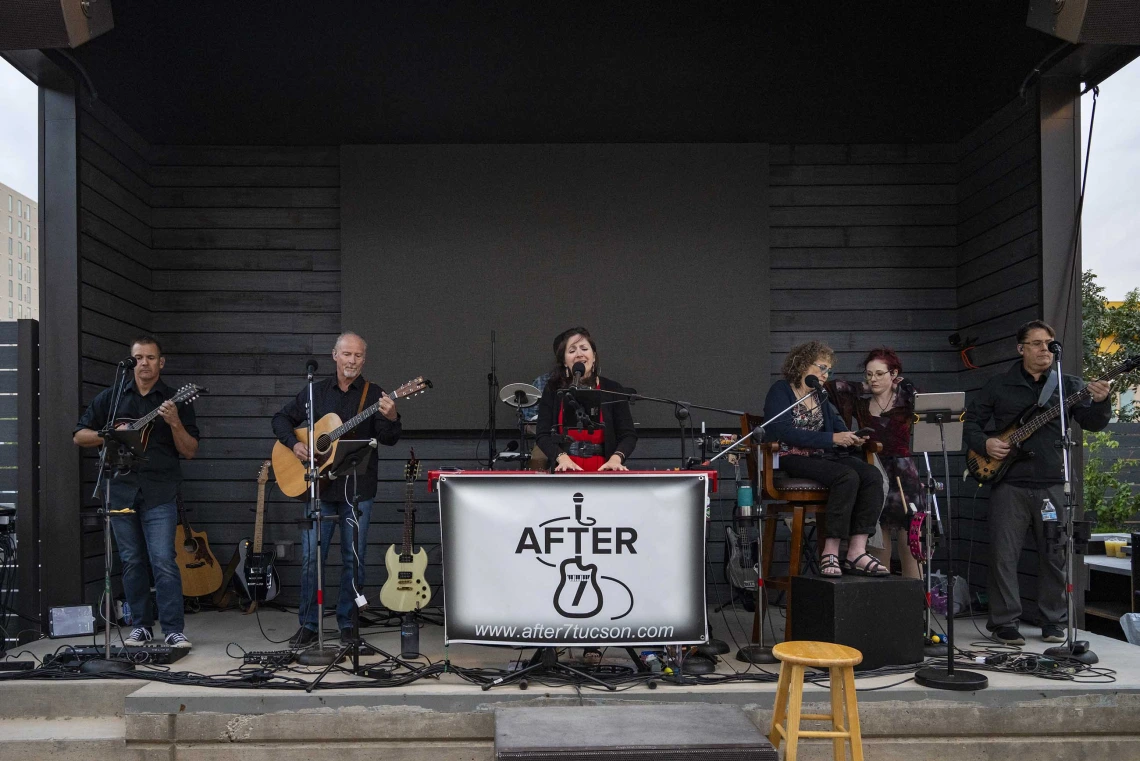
[438,473,708,646]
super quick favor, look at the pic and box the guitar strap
[357,381,370,416]
[1036,367,1059,408]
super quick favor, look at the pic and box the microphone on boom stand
[1048,340,1063,356]
[119,356,138,368]
[305,358,319,381]
[804,374,827,402]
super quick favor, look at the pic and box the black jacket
[535,376,637,467]
[763,379,849,450]
[964,360,1111,487]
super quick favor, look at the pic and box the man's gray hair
[333,332,368,353]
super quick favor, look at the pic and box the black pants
[779,454,884,540]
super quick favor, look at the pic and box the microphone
[805,374,828,401]
[571,362,586,389]
[120,357,138,368]
[1048,340,1062,356]
[305,359,319,380]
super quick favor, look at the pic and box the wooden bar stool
[768,641,863,761]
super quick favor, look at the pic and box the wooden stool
[768,641,863,761]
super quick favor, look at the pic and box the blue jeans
[110,501,185,635]
[299,499,373,632]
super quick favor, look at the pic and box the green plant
[1083,430,1140,532]
[1083,271,1140,422]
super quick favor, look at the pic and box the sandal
[819,553,842,577]
[841,552,890,577]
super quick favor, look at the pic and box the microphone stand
[298,367,339,666]
[920,452,948,658]
[1042,346,1098,665]
[486,331,499,468]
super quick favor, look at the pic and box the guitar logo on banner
[515,491,635,621]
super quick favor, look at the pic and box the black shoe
[1041,624,1066,643]
[340,628,356,645]
[289,627,318,647]
[992,626,1024,646]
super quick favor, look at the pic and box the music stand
[910,392,988,691]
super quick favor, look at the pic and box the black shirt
[535,376,638,467]
[964,360,1111,487]
[271,375,402,502]
[75,377,201,509]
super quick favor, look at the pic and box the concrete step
[0,681,142,719]
[0,718,129,761]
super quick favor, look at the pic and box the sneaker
[1041,624,1066,643]
[289,627,318,647]
[124,626,153,646]
[165,632,192,649]
[992,626,1024,646]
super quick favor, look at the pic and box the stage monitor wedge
[0,0,114,51]
[1027,0,1140,44]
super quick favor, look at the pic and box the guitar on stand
[271,376,432,498]
[174,492,223,598]
[235,460,280,612]
[379,451,431,612]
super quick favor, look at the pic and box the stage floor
[14,602,1140,708]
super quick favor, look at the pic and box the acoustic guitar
[379,450,431,612]
[965,354,1139,484]
[271,376,432,498]
[174,492,223,598]
[235,460,280,612]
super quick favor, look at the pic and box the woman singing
[828,348,923,579]
[536,327,637,472]
[763,341,888,577]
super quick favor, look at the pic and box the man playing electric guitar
[271,332,402,647]
[963,320,1111,646]
[73,335,201,650]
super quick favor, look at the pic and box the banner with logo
[438,472,708,646]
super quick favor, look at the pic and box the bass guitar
[379,450,431,612]
[235,460,280,610]
[965,354,1139,484]
[271,376,432,498]
[174,492,223,598]
[113,383,207,455]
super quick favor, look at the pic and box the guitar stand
[480,647,621,691]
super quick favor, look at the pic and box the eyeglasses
[1020,340,1051,349]
[864,370,892,380]
[812,362,832,375]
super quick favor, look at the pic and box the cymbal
[500,382,542,408]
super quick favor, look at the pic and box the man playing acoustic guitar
[73,336,201,650]
[272,332,402,648]
[964,320,1111,646]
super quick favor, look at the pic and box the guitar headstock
[393,376,433,400]
[257,459,271,485]
[404,448,422,483]
[173,383,208,405]
[1121,355,1140,374]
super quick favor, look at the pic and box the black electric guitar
[724,523,759,594]
[965,354,1140,484]
[235,460,280,609]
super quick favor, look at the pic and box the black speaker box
[0,0,114,51]
[791,574,924,671]
[1027,0,1140,44]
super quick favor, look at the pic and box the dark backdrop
[341,144,770,429]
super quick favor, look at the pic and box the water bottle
[1041,498,1057,522]
[400,614,419,658]
[738,484,754,518]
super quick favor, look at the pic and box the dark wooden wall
[951,95,1043,613]
[77,94,155,602]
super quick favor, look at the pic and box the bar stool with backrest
[739,413,881,642]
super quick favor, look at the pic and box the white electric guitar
[379,450,431,612]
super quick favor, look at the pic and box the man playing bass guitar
[271,332,402,647]
[963,320,1111,646]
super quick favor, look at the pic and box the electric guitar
[271,376,432,498]
[235,460,280,610]
[379,450,431,612]
[724,524,759,593]
[965,354,1139,484]
[174,492,223,598]
[112,383,207,453]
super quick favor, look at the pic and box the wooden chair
[769,640,864,761]
[739,414,881,641]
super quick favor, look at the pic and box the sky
[0,58,37,201]
[0,52,1138,297]
[1081,57,1140,301]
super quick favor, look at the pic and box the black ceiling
[69,1,1065,146]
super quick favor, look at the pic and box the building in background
[0,180,37,321]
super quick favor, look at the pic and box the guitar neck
[401,481,415,555]
[252,483,267,554]
[329,390,395,442]
[1010,365,1123,444]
